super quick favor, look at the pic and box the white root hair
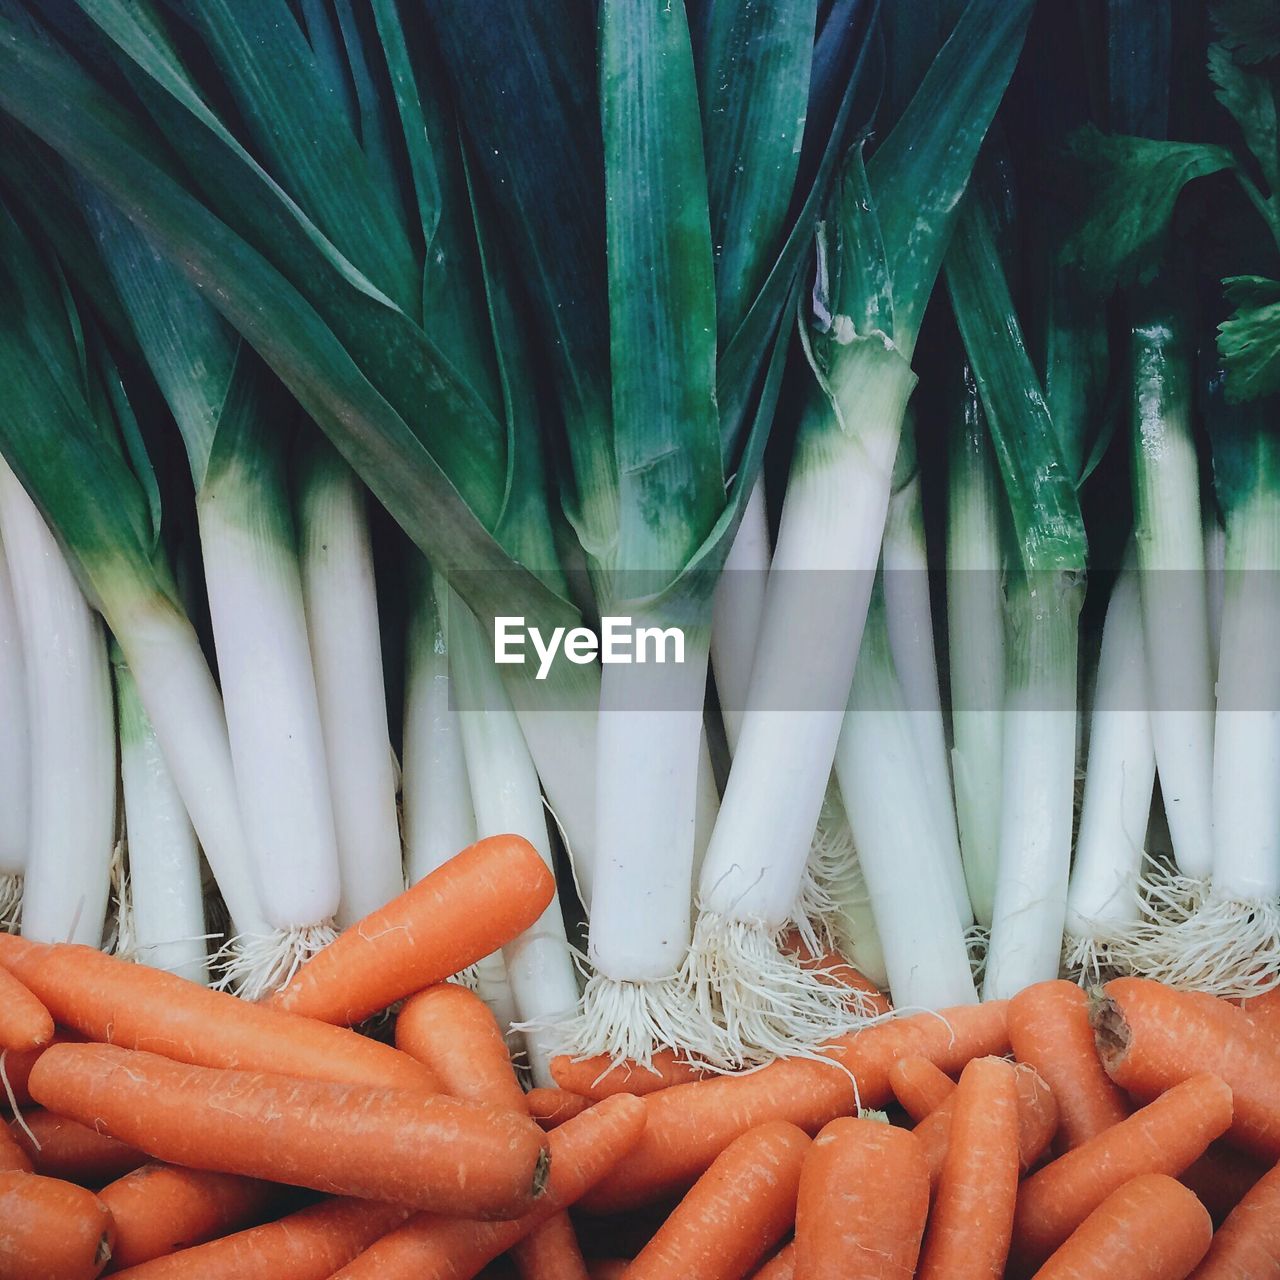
[217,921,338,1000]
[0,874,21,932]
[682,911,870,1073]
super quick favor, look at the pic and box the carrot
[11,1111,147,1185]
[1237,986,1280,1045]
[0,935,436,1094]
[752,1244,796,1279]
[395,985,589,1280]
[108,1198,412,1279]
[784,932,892,1017]
[98,1164,280,1269]
[1093,978,1280,1160]
[581,999,1010,1214]
[331,1095,648,1279]
[794,1116,929,1279]
[1011,1073,1233,1272]
[889,1056,955,1121]
[550,1049,707,1099]
[0,1121,30,1174]
[897,1060,1057,1189]
[624,1122,810,1280]
[587,1264,631,1280]
[0,1034,82,1107]
[1009,980,1130,1150]
[917,1057,1020,1280]
[1188,1156,1280,1277]
[1032,1174,1211,1280]
[526,1088,592,1129]
[0,963,54,1052]
[268,835,555,1025]
[29,1042,549,1218]
[1178,1141,1268,1227]
[0,1169,116,1280]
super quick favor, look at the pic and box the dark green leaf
[1061,125,1236,291]
[1208,41,1279,199]
[1213,0,1280,66]
[1219,274,1280,402]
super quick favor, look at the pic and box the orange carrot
[917,1057,1020,1280]
[526,1088,593,1129]
[784,933,892,1017]
[331,1095,648,1279]
[794,1116,929,1279]
[108,1198,412,1279]
[0,1121,30,1174]
[550,1049,707,1099]
[1011,1073,1233,1272]
[0,935,435,1094]
[581,1000,1010,1214]
[11,1111,147,1185]
[1093,978,1280,1160]
[1178,1141,1268,1227]
[1237,986,1280,1045]
[0,964,54,1052]
[894,1059,1056,1188]
[98,1164,279,1269]
[29,1042,549,1218]
[624,1122,810,1280]
[752,1244,795,1279]
[889,1057,955,1121]
[1187,1155,1280,1277]
[0,1169,116,1280]
[395,985,588,1280]
[1009,980,1130,1151]
[268,835,555,1025]
[0,1034,81,1107]
[1033,1174,1211,1280]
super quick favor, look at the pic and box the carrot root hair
[217,921,338,1002]
[682,911,868,1072]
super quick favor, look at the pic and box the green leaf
[1061,126,1236,291]
[601,0,722,594]
[698,0,819,343]
[1219,274,1280,402]
[946,196,1087,575]
[1208,41,1279,199]
[0,12,575,629]
[1213,0,1280,66]
[866,0,1035,355]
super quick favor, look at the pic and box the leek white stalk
[114,659,209,983]
[711,476,770,754]
[1205,516,1226,674]
[297,440,402,923]
[833,588,977,1009]
[1131,312,1215,885]
[0,529,28,925]
[946,372,1006,926]
[692,349,917,1063]
[0,461,115,945]
[198,472,340,991]
[402,563,476,885]
[449,593,579,1086]
[1065,559,1155,974]
[883,424,972,927]
[983,572,1080,998]
[1141,468,1280,995]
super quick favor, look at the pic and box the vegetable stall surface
[0,0,1276,1274]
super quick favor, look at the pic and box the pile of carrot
[2,833,1280,1279]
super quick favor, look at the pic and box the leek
[693,0,1032,1057]
[114,655,209,983]
[297,436,402,924]
[0,460,115,946]
[0,528,28,926]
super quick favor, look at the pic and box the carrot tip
[95,1232,113,1267]
[1089,995,1130,1070]
[533,1144,552,1199]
